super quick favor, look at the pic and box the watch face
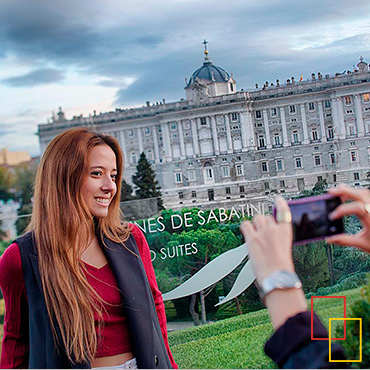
[262,271,301,294]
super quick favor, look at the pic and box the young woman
[0,128,177,369]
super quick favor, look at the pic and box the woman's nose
[101,176,116,192]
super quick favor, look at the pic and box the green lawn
[168,287,362,369]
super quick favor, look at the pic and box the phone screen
[289,195,344,244]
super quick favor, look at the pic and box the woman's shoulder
[128,222,145,239]
[0,242,24,286]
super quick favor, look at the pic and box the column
[191,118,200,157]
[279,107,289,146]
[239,112,249,150]
[317,101,327,141]
[152,125,160,163]
[354,94,365,137]
[245,110,255,148]
[331,98,340,139]
[337,98,346,139]
[224,114,233,153]
[161,122,172,162]
[299,104,309,144]
[262,109,272,148]
[210,116,220,155]
[137,127,144,154]
[177,120,186,159]
[119,130,127,167]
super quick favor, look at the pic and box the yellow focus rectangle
[328,318,362,363]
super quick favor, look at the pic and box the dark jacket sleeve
[265,311,349,369]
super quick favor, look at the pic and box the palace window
[147,150,153,162]
[271,107,277,116]
[292,130,300,143]
[175,172,183,183]
[364,93,370,103]
[330,153,336,165]
[344,96,352,105]
[317,176,323,182]
[289,105,296,114]
[255,110,262,119]
[308,102,315,110]
[188,170,196,181]
[239,185,245,193]
[231,112,238,121]
[170,123,177,131]
[192,191,197,198]
[348,125,356,136]
[354,172,360,180]
[236,164,244,176]
[128,129,134,137]
[131,152,137,164]
[205,168,213,179]
[261,161,268,172]
[280,180,285,188]
[350,151,358,163]
[324,100,331,109]
[295,157,302,169]
[311,129,318,141]
[314,155,321,166]
[222,166,230,177]
[200,117,207,125]
[178,191,184,199]
[333,174,337,182]
[276,159,283,171]
[264,182,269,190]
[226,187,231,195]
[144,127,150,135]
[273,133,281,146]
[258,135,266,148]
[327,126,334,139]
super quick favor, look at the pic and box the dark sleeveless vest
[15,231,172,369]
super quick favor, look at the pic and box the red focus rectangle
[311,296,346,341]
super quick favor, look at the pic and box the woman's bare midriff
[91,352,134,368]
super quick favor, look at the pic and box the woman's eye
[91,171,102,176]
[111,174,117,181]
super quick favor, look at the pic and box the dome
[187,59,231,87]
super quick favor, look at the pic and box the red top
[0,224,177,369]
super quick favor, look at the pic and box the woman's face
[82,145,118,218]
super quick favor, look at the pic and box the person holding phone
[0,128,177,369]
[240,184,370,368]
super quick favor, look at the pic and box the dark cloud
[0,0,369,103]
[2,68,65,87]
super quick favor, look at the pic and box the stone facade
[0,148,31,166]
[38,54,370,211]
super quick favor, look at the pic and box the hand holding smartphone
[273,194,344,245]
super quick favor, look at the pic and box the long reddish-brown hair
[28,128,130,363]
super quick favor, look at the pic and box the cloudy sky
[1,0,370,156]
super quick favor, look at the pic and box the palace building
[38,45,370,211]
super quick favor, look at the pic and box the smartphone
[273,194,344,245]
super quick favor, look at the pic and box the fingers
[252,214,268,230]
[328,184,370,203]
[330,201,370,227]
[275,196,290,214]
[240,220,256,240]
[326,233,358,246]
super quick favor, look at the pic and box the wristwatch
[259,270,302,302]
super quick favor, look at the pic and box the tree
[13,164,36,236]
[0,166,14,240]
[0,166,13,202]
[120,179,135,201]
[132,152,163,210]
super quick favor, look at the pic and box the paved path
[167,321,195,332]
